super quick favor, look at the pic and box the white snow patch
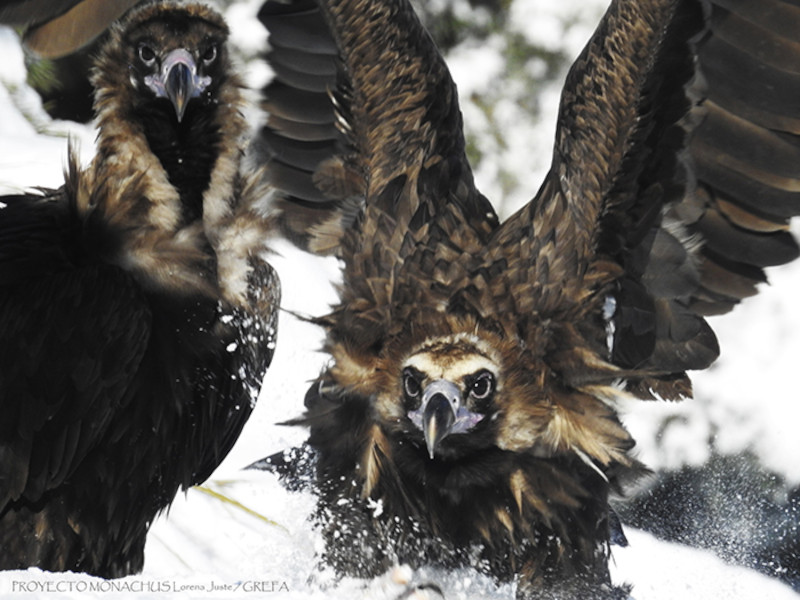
[612,529,800,600]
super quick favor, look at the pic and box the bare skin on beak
[144,48,211,122]
[408,380,484,459]
[420,380,459,459]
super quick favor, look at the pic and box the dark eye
[201,44,217,65]
[402,369,421,399]
[138,44,156,66]
[470,371,494,400]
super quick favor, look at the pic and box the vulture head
[78,1,265,299]
[322,288,635,512]
[401,333,499,460]
[95,3,230,124]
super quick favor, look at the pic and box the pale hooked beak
[144,48,211,122]
[408,380,484,459]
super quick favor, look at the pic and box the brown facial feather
[87,1,276,307]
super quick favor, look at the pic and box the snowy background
[1,0,799,598]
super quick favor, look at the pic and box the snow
[1,1,799,598]
[614,529,799,600]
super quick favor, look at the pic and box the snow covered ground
[1,1,799,598]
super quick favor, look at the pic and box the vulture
[251,0,800,598]
[0,1,278,578]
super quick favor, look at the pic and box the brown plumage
[0,0,140,58]
[253,0,800,598]
[0,2,278,577]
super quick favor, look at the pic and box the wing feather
[477,0,800,398]
[0,192,152,509]
[257,0,496,267]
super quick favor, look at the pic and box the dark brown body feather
[0,2,278,577]
[255,0,800,597]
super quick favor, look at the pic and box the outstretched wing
[483,0,800,400]
[256,0,497,269]
[256,0,503,361]
[0,190,151,511]
[254,0,349,254]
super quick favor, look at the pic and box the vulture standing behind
[253,0,800,598]
[0,1,279,578]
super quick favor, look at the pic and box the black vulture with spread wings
[0,1,278,577]
[253,0,800,597]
